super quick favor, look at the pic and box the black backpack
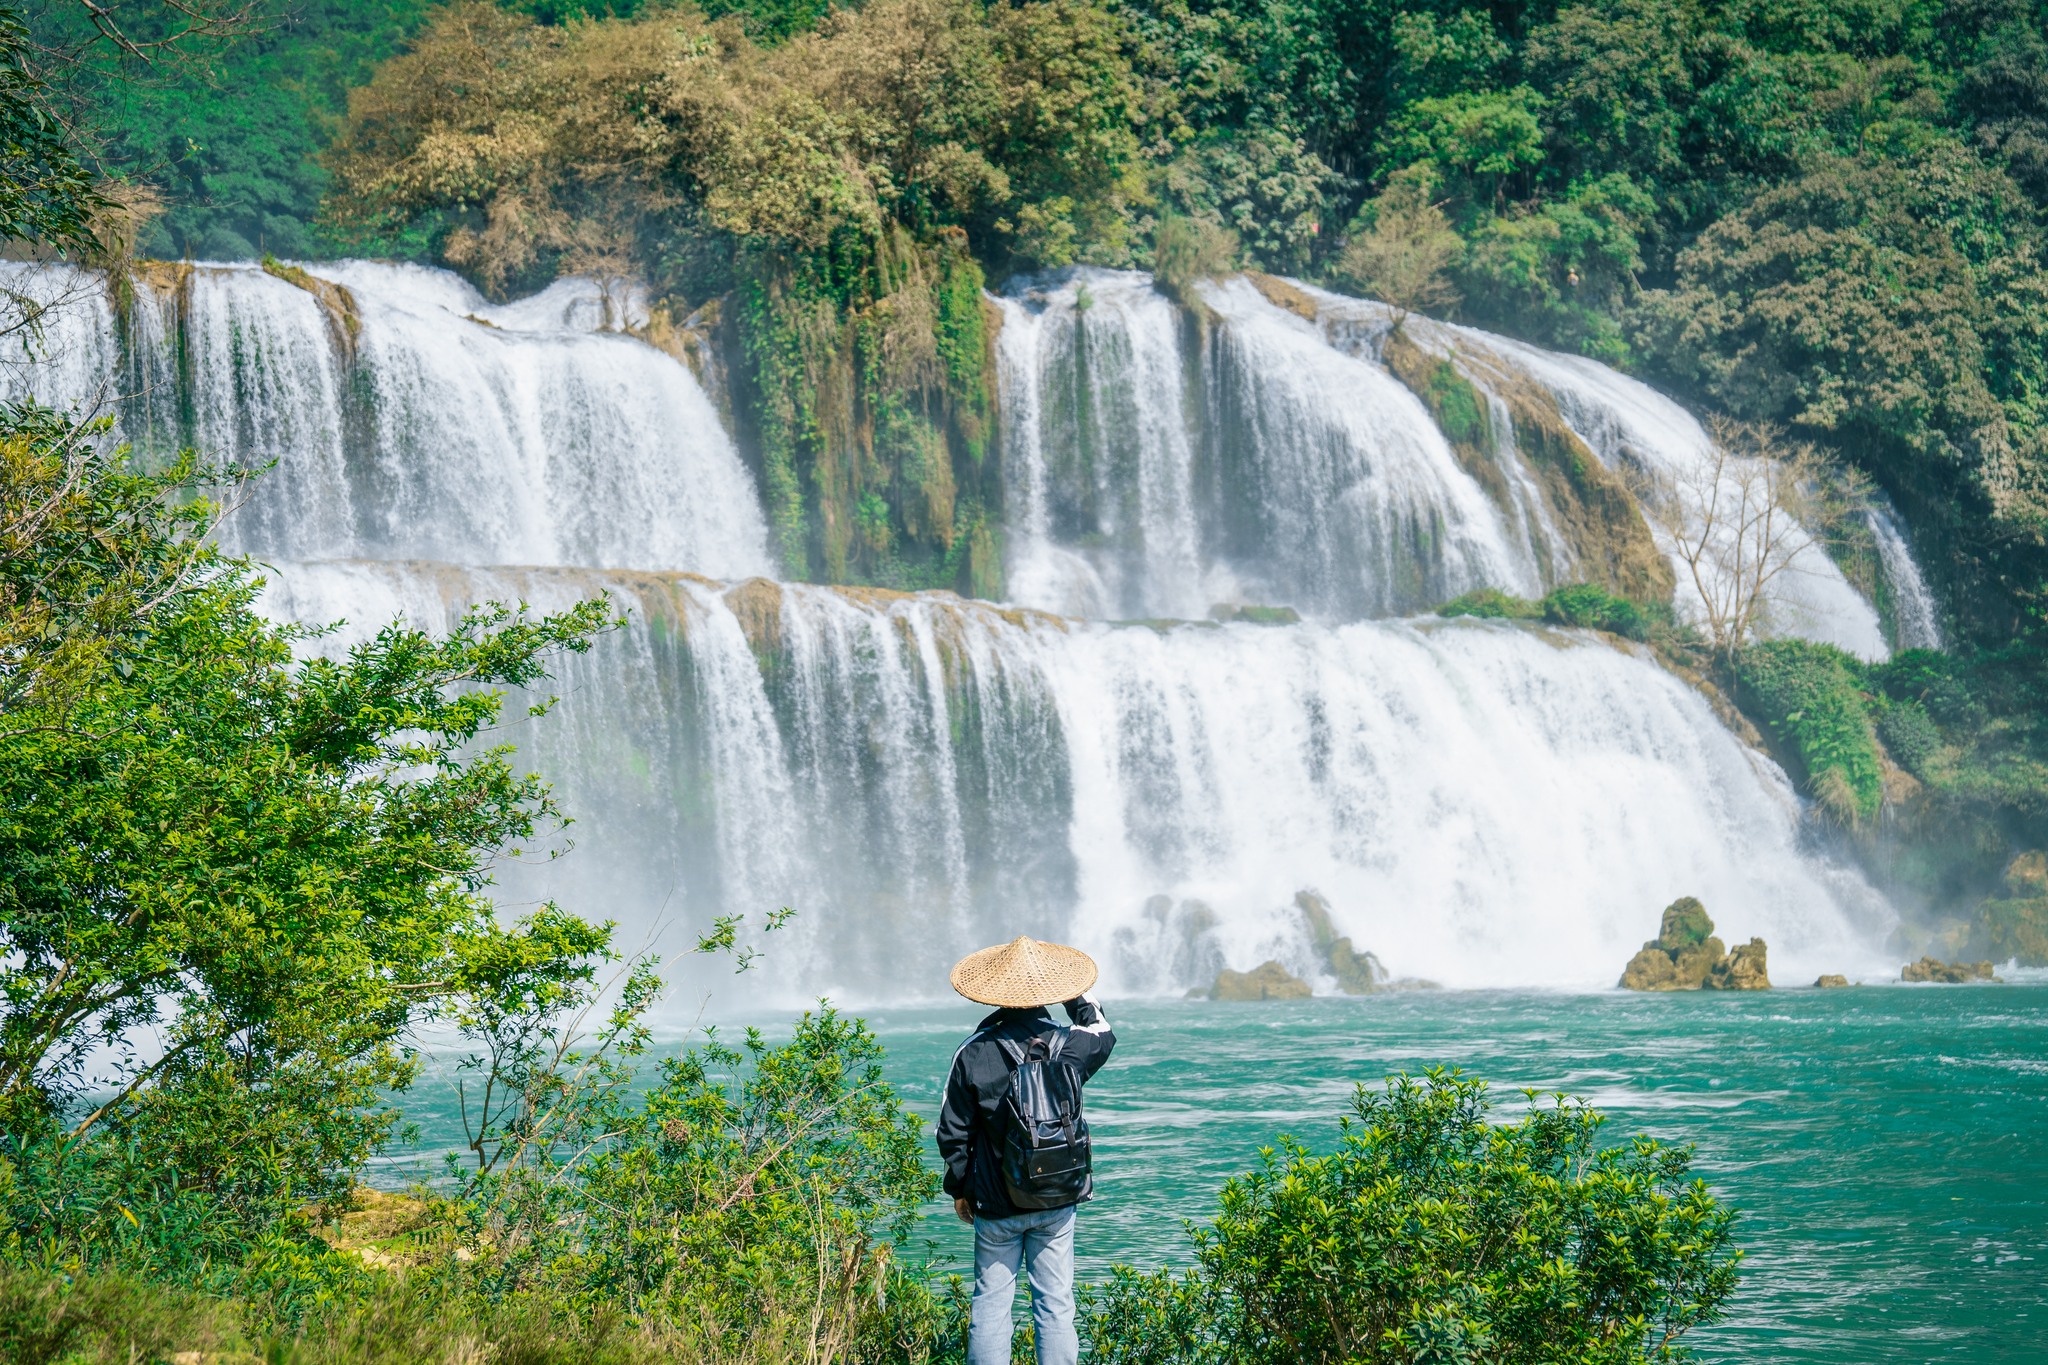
[994,1027,1093,1209]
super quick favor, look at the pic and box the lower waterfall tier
[262,562,1896,1003]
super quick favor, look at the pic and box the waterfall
[261,562,1894,1000]
[994,268,1903,662]
[996,270,1540,621]
[1442,321,1894,660]
[0,259,772,578]
[9,256,1919,1000]
[1866,501,1944,651]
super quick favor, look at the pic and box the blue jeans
[968,1204,1078,1365]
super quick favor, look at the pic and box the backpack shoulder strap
[993,1034,1028,1068]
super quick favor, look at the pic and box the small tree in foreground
[1084,1070,1742,1365]
[0,402,619,1280]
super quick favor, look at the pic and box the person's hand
[954,1197,974,1224]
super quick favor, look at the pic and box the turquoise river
[391,984,2048,1364]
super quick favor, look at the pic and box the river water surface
[395,985,2046,1363]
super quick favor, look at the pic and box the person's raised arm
[1062,990,1115,1076]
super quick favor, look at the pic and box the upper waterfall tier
[994,269,1900,659]
[0,260,773,577]
[4,259,1934,657]
[263,561,1894,1002]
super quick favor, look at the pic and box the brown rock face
[1708,938,1771,990]
[1207,960,1312,1001]
[1901,956,1999,983]
[1672,937,1727,988]
[1620,946,1678,990]
[1814,974,1851,988]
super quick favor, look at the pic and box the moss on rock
[261,255,361,356]
[1968,851,2048,966]
[1294,889,1386,994]
[1383,332,1673,604]
[1382,329,1513,515]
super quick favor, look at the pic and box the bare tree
[1634,419,1841,656]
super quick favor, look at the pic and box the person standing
[937,936,1117,1365]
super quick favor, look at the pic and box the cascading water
[996,268,1901,662]
[1866,500,1944,651]
[997,270,1541,621]
[7,257,1922,1002]
[0,259,772,577]
[260,562,1896,999]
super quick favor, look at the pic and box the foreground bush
[1083,1070,1741,1365]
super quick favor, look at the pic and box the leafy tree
[1641,135,2048,632]
[0,403,617,1264]
[1083,1070,1742,1365]
[1331,167,1462,323]
[29,0,440,260]
[0,7,100,251]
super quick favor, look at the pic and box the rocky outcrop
[1901,956,1999,983]
[1709,938,1771,990]
[1245,271,1319,321]
[1968,850,2048,968]
[1206,960,1312,1001]
[261,255,361,357]
[1381,331,1673,604]
[1620,898,1769,990]
[1620,897,1722,990]
[1814,974,1851,988]
[1295,890,1388,994]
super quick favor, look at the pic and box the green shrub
[1732,640,1883,824]
[1082,1070,1741,1365]
[1436,584,1671,643]
[1540,582,1670,642]
[1152,213,1240,313]
[1875,699,1943,778]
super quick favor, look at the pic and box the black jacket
[936,994,1116,1219]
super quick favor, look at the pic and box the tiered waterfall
[2,259,1925,999]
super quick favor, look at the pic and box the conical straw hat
[950,936,1098,1008]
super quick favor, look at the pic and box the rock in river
[1901,956,1999,983]
[1205,960,1312,1001]
[1620,898,1769,990]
